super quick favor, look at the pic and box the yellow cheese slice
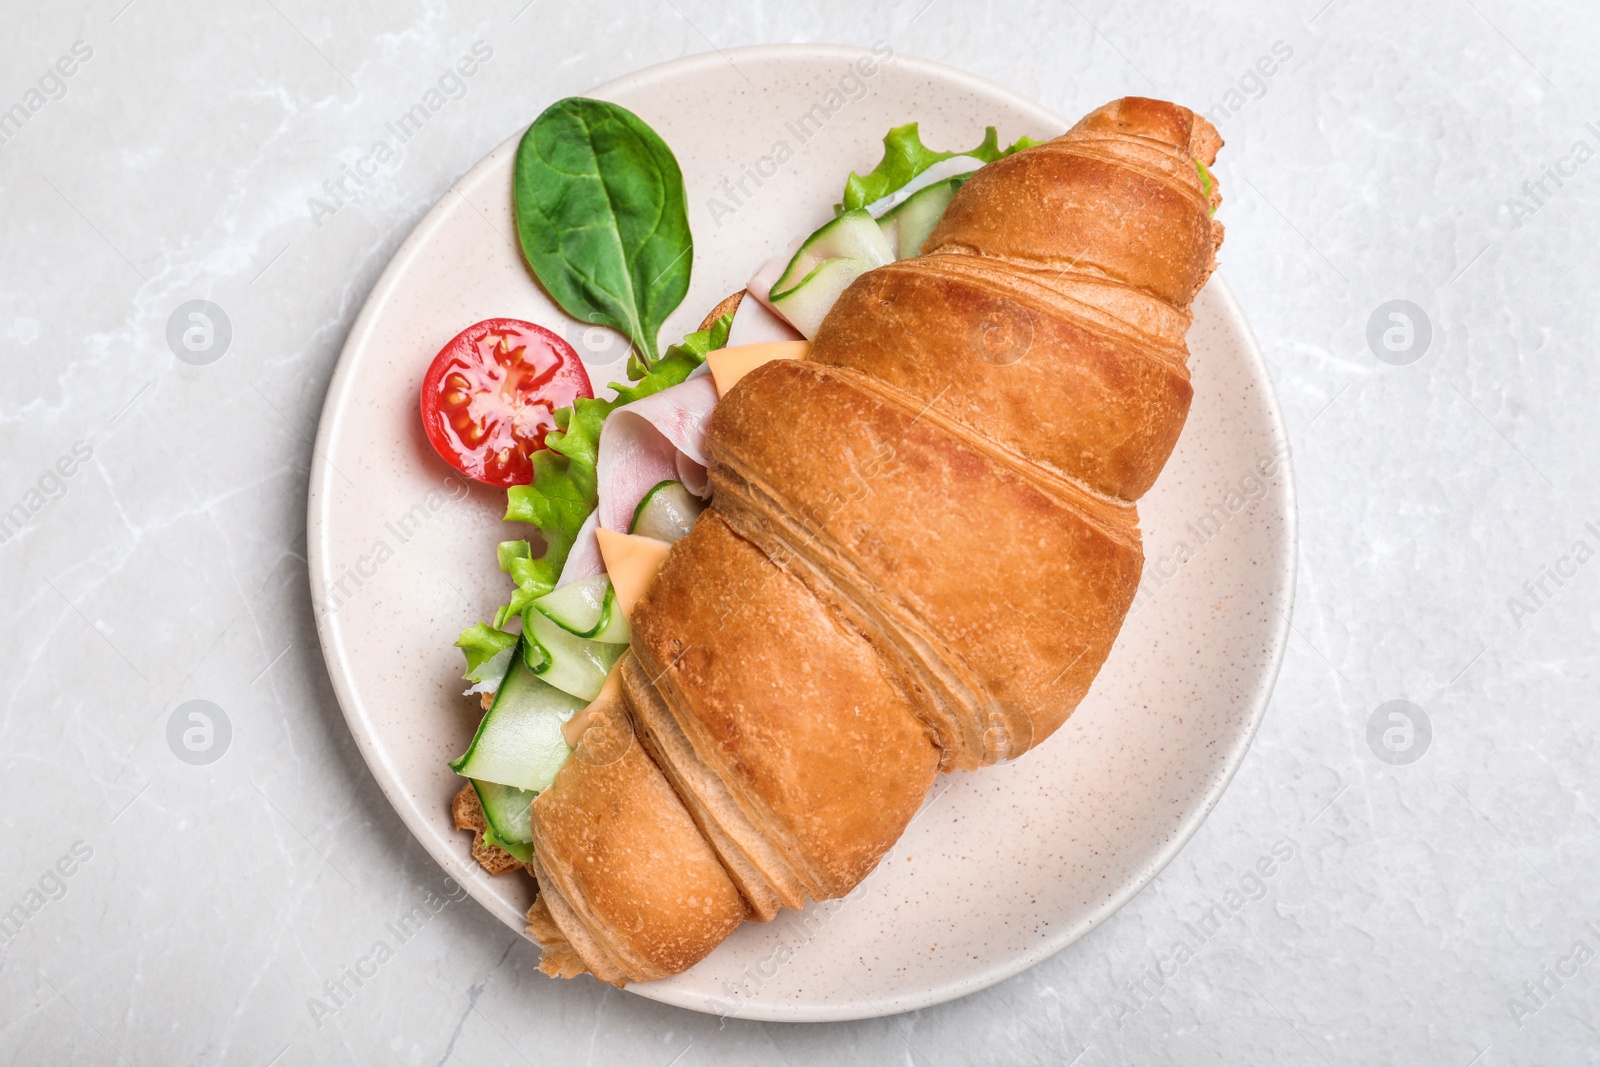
[706,341,810,396]
[596,527,673,618]
[562,663,623,748]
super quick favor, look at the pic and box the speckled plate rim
[308,44,1297,1022]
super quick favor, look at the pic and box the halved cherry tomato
[420,318,593,487]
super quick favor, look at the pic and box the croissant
[522,97,1224,984]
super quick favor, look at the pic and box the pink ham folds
[554,373,722,587]
[596,373,719,531]
[557,509,606,585]
[559,317,799,589]
[729,282,804,346]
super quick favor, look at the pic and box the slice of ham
[559,281,798,590]
[727,294,803,346]
[557,509,606,586]
[747,234,807,330]
[594,374,720,534]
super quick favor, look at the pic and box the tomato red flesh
[420,318,592,487]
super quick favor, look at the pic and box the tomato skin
[420,318,593,487]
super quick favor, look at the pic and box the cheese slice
[562,662,623,747]
[596,527,672,618]
[706,341,810,396]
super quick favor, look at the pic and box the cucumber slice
[523,608,625,702]
[450,640,584,793]
[772,257,876,339]
[471,780,535,863]
[531,574,630,642]
[587,585,630,644]
[629,480,705,543]
[876,177,961,259]
[770,209,894,298]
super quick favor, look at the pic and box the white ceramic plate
[308,45,1294,1022]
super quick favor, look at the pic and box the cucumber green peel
[530,573,629,642]
[876,177,962,259]
[771,210,896,299]
[451,637,585,794]
[471,780,535,863]
[630,480,705,542]
[521,609,624,701]
[771,257,879,339]
[769,210,897,337]
[769,125,1038,339]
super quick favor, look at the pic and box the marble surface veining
[2,0,1597,1063]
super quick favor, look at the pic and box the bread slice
[450,782,528,877]
[699,290,744,332]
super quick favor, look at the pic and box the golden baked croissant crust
[524,96,1224,984]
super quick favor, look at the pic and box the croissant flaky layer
[523,97,1224,984]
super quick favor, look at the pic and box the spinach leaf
[513,98,692,369]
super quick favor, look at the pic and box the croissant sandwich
[430,96,1224,985]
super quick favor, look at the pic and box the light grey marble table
[3,1,1597,1063]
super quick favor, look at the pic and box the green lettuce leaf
[496,396,609,623]
[1196,160,1217,216]
[456,622,519,683]
[458,311,734,654]
[490,541,549,627]
[497,539,531,571]
[619,309,732,401]
[839,124,1041,214]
